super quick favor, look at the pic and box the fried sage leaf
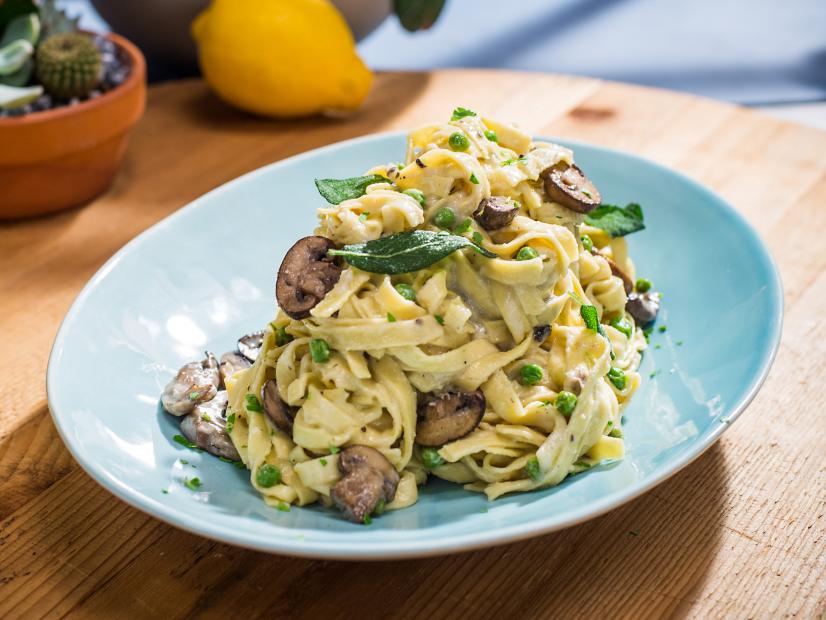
[328,230,495,275]
[314,175,387,205]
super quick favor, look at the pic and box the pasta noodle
[224,110,648,518]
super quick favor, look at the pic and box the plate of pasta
[48,108,781,559]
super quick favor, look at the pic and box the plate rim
[46,131,784,560]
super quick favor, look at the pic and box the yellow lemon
[192,0,372,117]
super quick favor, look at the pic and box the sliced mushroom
[219,352,250,386]
[180,391,240,461]
[541,162,601,213]
[331,445,400,523]
[237,331,265,362]
[161,352,220,416]
[626,291,660,325]
[276,236,342,319]
[564,365,589,396]
[473,196,518,230]
[533,324,551,343]
[416,390,486,447]
[261,379,293,433]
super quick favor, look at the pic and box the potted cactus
[0,0,145,219]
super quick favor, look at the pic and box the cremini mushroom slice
[261,379,293,432]
[416,389,486,447]
[219,352,250,386]
[237,331,265,362]
[473,196,518,230]
[541,162,601,213]
[161,352,220,416]
[276,236,342,319]
[181,391,240,461]
[605,256,633,294]
[330,445,400,523]
[626,291,660,325]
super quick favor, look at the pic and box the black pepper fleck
[415,158,426,168]
[533,324,551,342]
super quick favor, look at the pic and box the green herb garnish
[358,212,369,222]
[275,325,294,347]
[309,338,331,363]
[472,231,483,245]
[609,427,623,438]
[584,203,645,238]
[580,304,600,332]
[453,217,472,235]
[328,229,494,275]
[173,434,200,451]
[329,445,341,454]
[434,314,445,325]
[363,514,372,525]
[433,207,455,229]
[421,447,445,469]
[277,501,291,512]
[387,312,396,323]
[226,413,236,433]
[607,367,627,390]
[581,234,593,252]
[469,172,479,184]
[320,458,328,466]
[184,477,201,491]
[525,457,542,481]
[245,394,263,413]
[610,315,633,338]
[374,498,386,516]
[451,106,476,120]
[484,129,498,142]
[314,174,387,204]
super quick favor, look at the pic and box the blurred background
[68,0,826,128]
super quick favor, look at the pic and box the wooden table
[1,70,824,619]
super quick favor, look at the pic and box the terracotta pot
[0,33,146,220]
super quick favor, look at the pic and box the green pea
[484,129,498,142]
[516,246,539,261]
[309,338,331,363]
[275,325,294,347]
[525,456,542,481]
[421,447,445,469]
[635,278,652,293]
[555,391,578,416]
[520,363,543,385]
[607,367,627,390]
[394,283,416,301]
[581,235,594,252]
[403,188,426,205]
[433,207,456,229]
[448,132,470,151]
[256,463,281,488]
[610,315,633,338]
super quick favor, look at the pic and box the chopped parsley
[658,325,667,333]
[188,391,201,401]
[453,217,472,235]
[358,212,369,222]
[173,434,200,451]
[277,502,291,512]
[472,231,484,245]
[275,325,294,347]
[434,314,445,325]
[363,514,373,525]
[184,477,201,491]
[387,312,397,323]
[469,172,479,184]
[484,129,498,142]
[421,447,445,469]
[374,498,386,516]
[256,463,282,488]
[201,413,211,422]
[329,446,341,454]
[226,412,236,433]
[245,394,263,413]
[451,106,477,120]
[320,458,328,466]
[525,457,542,481]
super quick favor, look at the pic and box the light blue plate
[47,132,782,559]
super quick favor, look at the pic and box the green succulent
[35,32,101,98]
[0,12,39,86]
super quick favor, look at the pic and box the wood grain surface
[1,70,824,619]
